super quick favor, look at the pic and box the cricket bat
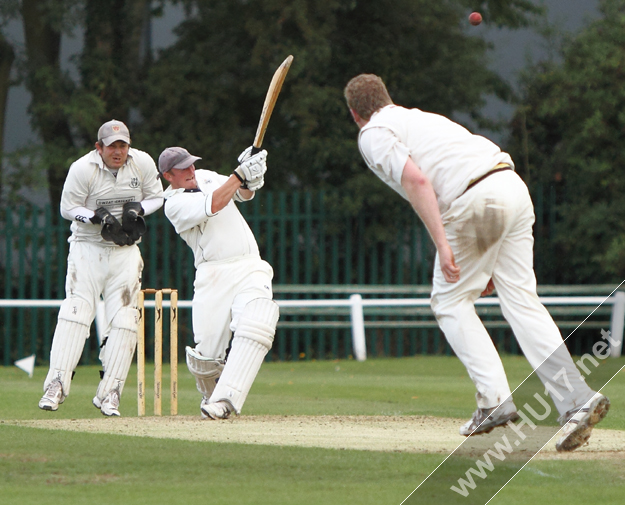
[251,55,294,155]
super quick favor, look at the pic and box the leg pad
[44,297,93,396]
[186,346,225,397]
[95,306,139,403]
[210,298,279,413]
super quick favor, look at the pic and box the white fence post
[609,291,625,358]
[349,294,367,361]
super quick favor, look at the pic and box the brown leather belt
[463,164,512,194]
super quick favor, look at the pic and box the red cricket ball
[469,12,482,26]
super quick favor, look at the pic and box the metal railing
[3,287,622,365]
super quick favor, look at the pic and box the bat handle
[251,145,262,156]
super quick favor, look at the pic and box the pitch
[8,414,625,460]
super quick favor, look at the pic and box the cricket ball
[469,12,482,26]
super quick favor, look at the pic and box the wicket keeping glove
[121,202,146,244]
[90,208,133,246]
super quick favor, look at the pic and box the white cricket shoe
[460,400,520,436]
[92,396,102,409]
[556,392,610,452]
[38,379,65,411]
[100,389,121,417]
[201,399,233,420]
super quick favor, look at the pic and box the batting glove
[245,175,265,192]
[237,146,254,163]
[233,149,267,186]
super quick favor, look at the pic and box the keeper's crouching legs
[206,298,279,418]
[40,298,92,410]
[93,306,139,416]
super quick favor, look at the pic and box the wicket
[137,288,178,416]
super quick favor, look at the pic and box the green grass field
[1,356,624,504]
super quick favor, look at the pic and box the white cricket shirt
[358,105,514,214]
[163,169,259,268]
[60,148,164,244]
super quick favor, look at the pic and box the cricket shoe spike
[39,379,65,411]
[201,400,234,420]
[460,401,520,436]
[556,392,610,452]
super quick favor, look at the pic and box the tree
[4,0,541,211]
[0,33,14,193]
[20,0,77,212]
[134,0,540,243]
[2,0,154,210]
[507,0,625,283]
[0,0,19,199]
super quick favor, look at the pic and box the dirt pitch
[8,415,625,460]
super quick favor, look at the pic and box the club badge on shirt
[130,177,140,188]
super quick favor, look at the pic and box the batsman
[39,120,164,416]
[159,146,279,419]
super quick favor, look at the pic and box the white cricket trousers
[431,170,594,415]
[192,255,274,360]
[44,241,143,395]
[65,241,143,325]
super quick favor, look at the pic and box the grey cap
[98,120,131,146]
[158,147,201,174]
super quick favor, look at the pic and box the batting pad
[210,298,279,413]
[185,346,224,397]
[95,306,139,402]
[44,298,92,396]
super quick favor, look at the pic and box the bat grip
[251,146,262,156]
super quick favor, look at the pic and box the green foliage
[0,0,151,209]
[507,0,625,283]
[136,0,536,200]
[4,0,540,230]
[0,0,20,23]
[460,0,543,28]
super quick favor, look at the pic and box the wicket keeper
[39,120,164,416]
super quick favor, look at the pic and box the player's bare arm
[400,157,460,283]
[211,175,254,214]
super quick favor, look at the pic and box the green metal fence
[1,191,437,365]
[0,186,561,365]
[2,206,69,366]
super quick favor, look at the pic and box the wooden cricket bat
[251,55,294,155]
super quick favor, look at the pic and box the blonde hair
[344,74,393,120]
